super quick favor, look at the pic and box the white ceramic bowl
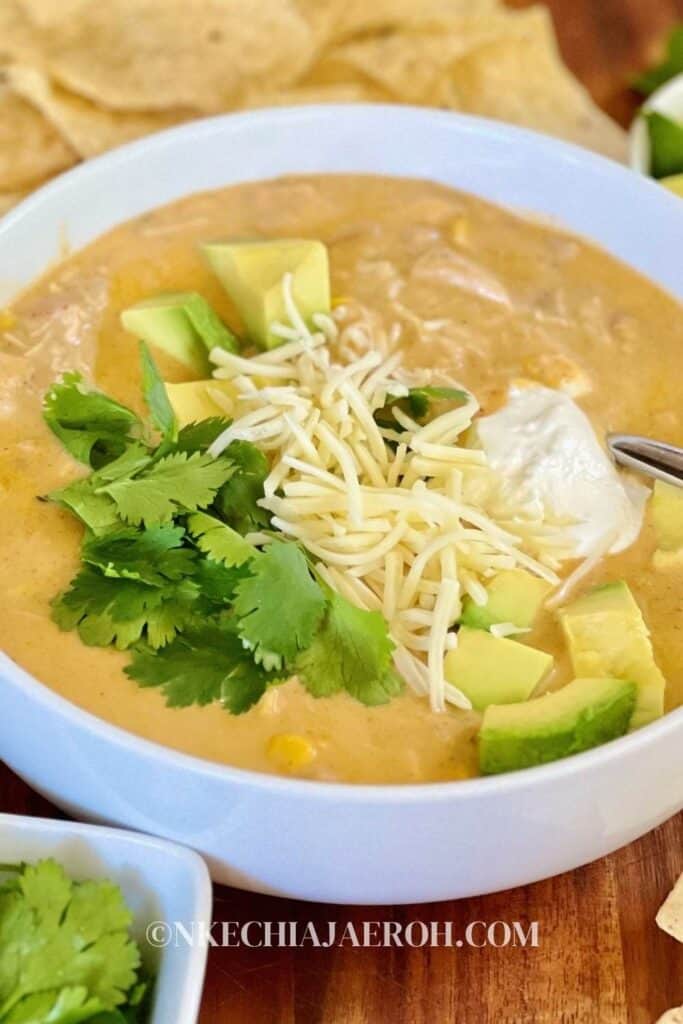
[629,72,683,173]
[1,106,682,905]
[0,813,212,1021]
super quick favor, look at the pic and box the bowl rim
[2,103,683,802]
[0,808,214,877]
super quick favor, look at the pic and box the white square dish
[0,813,212,1023]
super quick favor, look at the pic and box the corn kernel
[267,733,316,773]
[450,217,470,247]
[331,295,350,309]
[0,309,17,331]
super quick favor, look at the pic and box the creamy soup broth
[1,175,681,783]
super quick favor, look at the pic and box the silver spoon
[607,433,683,488]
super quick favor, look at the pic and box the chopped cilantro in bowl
[0,859,151,1023]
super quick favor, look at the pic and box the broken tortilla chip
[443,6,627,162]
[0,86,76,191]
[18,0,90,27]
[656,1010,683,1024]
[244,82,391,110]
[6,64,190,158]
[0,190,28,217]
[331,0,501,42]
[43,0,316,113]
[310,12,524,105]
[0,0,42,64]
[657,872,683,943]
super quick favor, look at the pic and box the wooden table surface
[2,2,683,1022]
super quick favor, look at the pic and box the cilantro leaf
[99,451,235,527]
[296,589,398,704]
[0,859,141,1019]
[49,478,121,536]
[82,525,196,586]
[376,386,469,432]
[194,558,250,606]
[139,341,177,443]
[43,373,141,469]
[173,417,232,454]
[233,541,326,669]
[47,444,154,537]
[92,443,153,483]
[187,511,254,567]
[213,440,270,534]
[633,25,683,95]
[3,986,105,1022]
[126,621,283,714]
[52,567,199,649]
[406,385,469,420]
[183,292,239,354]
[645,110,683,178]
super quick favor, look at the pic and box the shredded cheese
[208,276,575,713]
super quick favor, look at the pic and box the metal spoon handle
[607,433,683,488]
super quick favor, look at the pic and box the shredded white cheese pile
[207,275,572,713]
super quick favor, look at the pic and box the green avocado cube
[460,569,552,630]
[202,239,330,349]
[650,479,683,569]
[121,292,237,376]
[444,626,553,711]
[479,676,637,775]
[558,581,665,730]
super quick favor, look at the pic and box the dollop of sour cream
[477,385,648,558]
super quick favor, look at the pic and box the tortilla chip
[44,0,316,113]
[295,0,346,46]
[0,86,76,191]
[311,12,520,105]
[0,190,28,217]
[332,0,502,41]
[18,0,90,27]
[6,64,189,158]
[442,7,627,162]
[0,1,42,64]
[657,872,683,942]
[656,1010,683,1024]
[244,82,390,110]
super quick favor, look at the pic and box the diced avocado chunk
[558,581,665,730]
[479,677,636,775]
[444,626,553,711]
[202,239,330,350]
[165,379,237,427]
[460,569,552,630]
[650,479,683,569]
[121,292,237,376]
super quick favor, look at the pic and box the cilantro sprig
[43,372,142,469]
[0,860,150,1023]
[44,345,401,714]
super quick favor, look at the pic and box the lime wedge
[661,173,683,196]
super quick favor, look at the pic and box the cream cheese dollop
[477,385,648,558]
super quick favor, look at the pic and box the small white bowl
[0,813,212,1023]
[629,72,683,174]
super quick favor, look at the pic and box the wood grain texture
[2,2,683,1022]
